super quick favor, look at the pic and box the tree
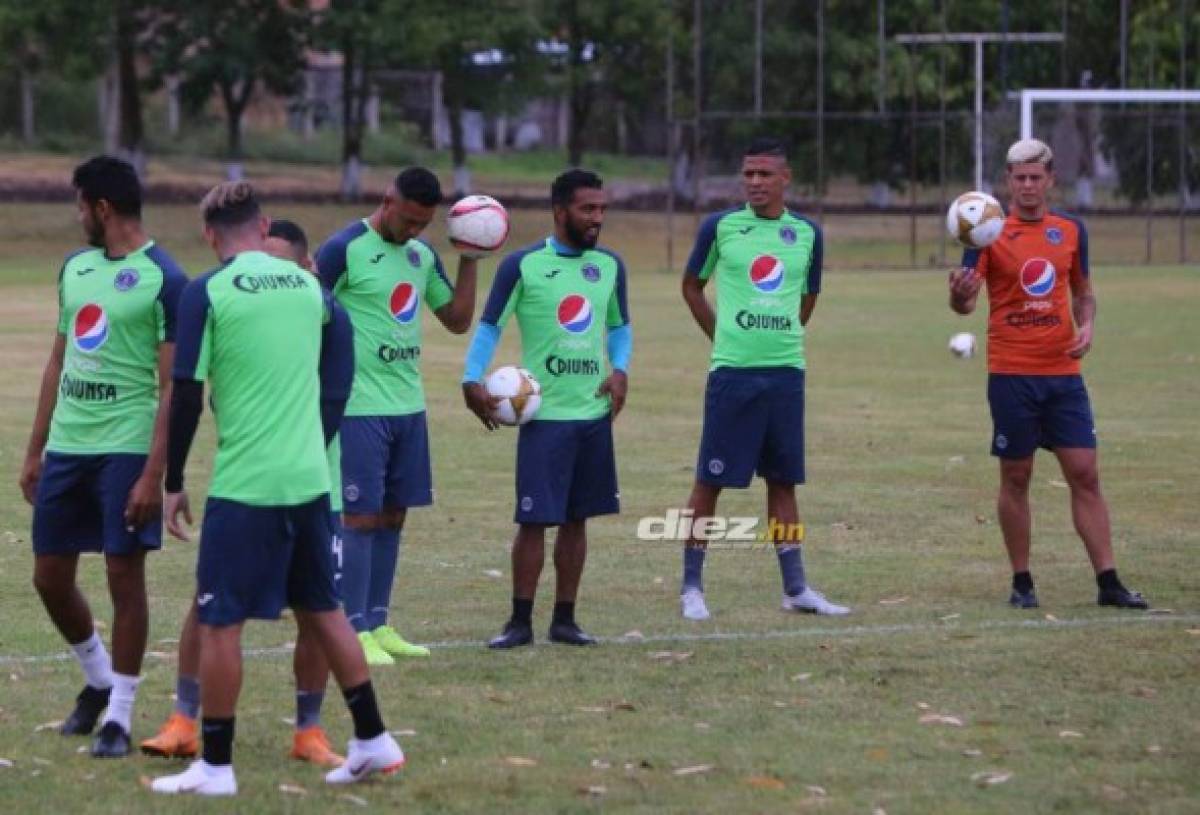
[151,0,310,179]
[541,0,668,166]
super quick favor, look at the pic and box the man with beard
[462,169,632,649]
[19,156,187,757]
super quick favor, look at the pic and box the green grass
[0,205,1197,813]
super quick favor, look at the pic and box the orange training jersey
[962,210,1089,375]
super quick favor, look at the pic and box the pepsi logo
[73,303,109,353]
[1019,258,1056,297]
[557,294,593,334]
[389,282,420,324]
[749,254,784,293]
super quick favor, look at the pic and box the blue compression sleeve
[606,323,632,372]
[463,321,501,383]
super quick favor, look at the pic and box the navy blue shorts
[515,416,620,525]
[32,452,161,556]
[696,367,806,488]
[339,413,433,514]
[195,495,341,626]
[988,374,1096,459]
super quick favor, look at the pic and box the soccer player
[948,138,1148,610]
[462,169,632,649]
[140,218,344,768]
[151,183,403,796]
[316,168,476,665]
[677,137,849,621]
[18,156,186,757]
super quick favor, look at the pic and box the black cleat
[1008,588,1040,609]
[1098,586,1149,609]
[60,685,111,736]
[91,721,131,758]
[488,620,533,649]
[548,621,598,646]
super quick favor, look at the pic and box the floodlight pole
[896,33,1063,191]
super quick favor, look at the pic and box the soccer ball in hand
[948,332,976,359]
[484,365,541,426]
[447,195,510,256]
[946,191,1004,249]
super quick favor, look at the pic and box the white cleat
[150,760,237,796]
[325,733,406,785]
[680,588,711,621]
[782,587,851,616]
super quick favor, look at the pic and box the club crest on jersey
[581,263,600,282]
[389,281,420,323]
[1019,258,1056,297]
[406,247,422,268]
[73,303,109,353]
[779,226,797,245]
[557,294,593,334]
[114,268,139,291]
[749,254,784,293]
[1045,227,1063,245]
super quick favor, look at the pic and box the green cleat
[371,626,430,658]
[357,631,395,666]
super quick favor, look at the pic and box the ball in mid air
[948,331,977,359]
[947,191,1004,249]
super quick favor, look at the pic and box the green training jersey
[685,205,823,371]
[479,238,629,421]
[316,219,454,417]
[48,241,187,455]
[173,251,333,506]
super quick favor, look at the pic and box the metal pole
[691,0,701,228]
[939,1,948,266]
[1180,0,1189,263]
[754,0,763,117]
[909,45,918,269]
[1060,0,1068,87]
[1146,53,1155,265]
[1120,0,1129,88]
[878,0,886,113]
[975,37,984,190]
[817,0,825,223]
[666,12,676,273]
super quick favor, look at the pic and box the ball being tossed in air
[946,191,1004,249]
[948,332,977,359]
[447,195,510,256]
[484,365,542,426]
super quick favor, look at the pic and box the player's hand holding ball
[447,195,509,259]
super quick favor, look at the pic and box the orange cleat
[140,712,199,758]
[290,725,345,768]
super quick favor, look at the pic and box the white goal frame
[1019,88,1200,140]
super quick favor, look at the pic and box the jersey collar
[103,239,154,262]
[547,236,584,257]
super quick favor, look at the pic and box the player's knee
[1066,465,1101,495]
[32,568,65,600]
[104,554,145,585]
[999,466,1033,493]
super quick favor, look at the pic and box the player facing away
[462,169,632,649]
[19,156,187,757]
[678,138,849,621]
[139,219,345,768]
[316,167,477,665]
[152,184,403,796]
[948,138,1148,610]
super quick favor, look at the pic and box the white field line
[1,612,1196,667]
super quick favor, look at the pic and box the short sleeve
[172,275,215,382]
[480,248,529,329]
[1068,216,1090,281]
[56,249,87,335]
[962,247,989,278]
[798,216,822,294]
[685,212,724,280]
[146,245,189,342]
[422,243,454,311]
[315,223,363,292]
[319,292,355,402]
[602,251,630,328]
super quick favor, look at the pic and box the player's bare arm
[19,333,66,504]
[1067,274,1097,359]
[800,292,819,326]
[125,343,175,528]
[434,255,479,334]
[949,267,982,315]
[682,273,716,340]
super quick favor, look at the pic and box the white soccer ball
[447,195,510,255]
[946,191,1005,249]
[484,365,541,426]
[948,331,976,359]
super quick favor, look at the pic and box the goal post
[1019,89,1200,140]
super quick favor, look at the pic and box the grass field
[0,203,1197,814]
